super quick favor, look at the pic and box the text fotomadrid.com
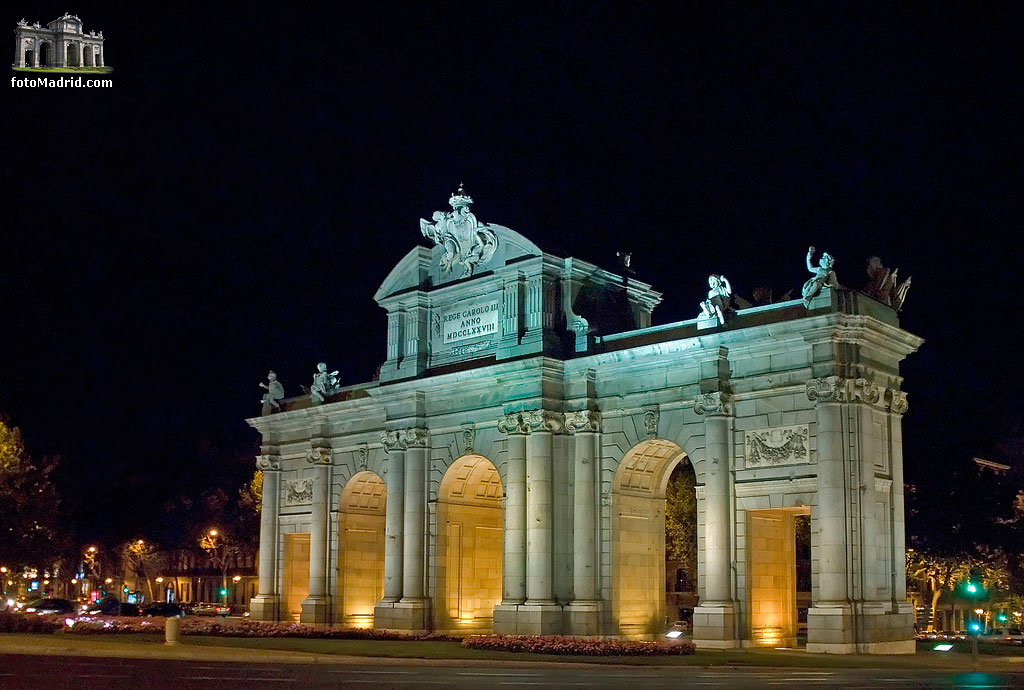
[11,76,113,88]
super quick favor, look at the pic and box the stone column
[380,430,406,601]
[692,392,738,648]
[250,454,281,621]
[32,42,39,67]
[300,447,332,625]
[497,414,528,606]
[97,46,103,67]
[524,410,558,604]
[887,391,909,602]
[402,428,428,601]
[14,35,24,68]
[565,411,603,634]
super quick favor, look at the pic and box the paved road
[5,654,1024,690]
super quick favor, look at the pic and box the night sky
[5,2,1023,547]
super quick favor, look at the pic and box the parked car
[81,597,140,617]
[985,628,1024,645]
[191,602,230,617]
[22,598,75,615]
[141,603,183,618]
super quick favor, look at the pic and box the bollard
[165,615,181,645]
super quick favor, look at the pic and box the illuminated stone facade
[13,14,105,68]
[247,190,922,653]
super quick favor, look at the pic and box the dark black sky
[4,2,1023,546]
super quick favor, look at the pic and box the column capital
[498,412,530,435]
[805,376,883,405]
[694,391,732,417]
[886,389,909,415]
[306,447,332,465]
[256,453,281,471]
[381,429,405,452]
[565,410,601,434]
[402,427,430,448]
[382,427,429,452]
[522,409,564,433]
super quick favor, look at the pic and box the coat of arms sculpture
[420,184,498,277]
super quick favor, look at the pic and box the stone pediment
[375,224,541,303]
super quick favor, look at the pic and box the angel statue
[310,362,340,405]
[699,274,734,325]
[259,370,285,411]
[802,246,839,307]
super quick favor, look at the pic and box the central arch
[611,438,692,638]
[436,454,503,633]
[337,471,387,628]
[39,43,50,67]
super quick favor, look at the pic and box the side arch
[336,470,386,628]
[436,454,503,632]
[611,439,693,638]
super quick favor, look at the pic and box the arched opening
[336,471,386,629]
[281,532,310,622]
[611,439,692,638]
[39,43,50,67]
[665,462,698,633]
[67,43,79,67]
[83,45,92,67]
[437,454,503,633]
[24,49,33,67]
[746,506,810,647]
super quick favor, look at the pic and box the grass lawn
[4,632,1023,669]
[12,66,113,74]
[181,636,1023,669]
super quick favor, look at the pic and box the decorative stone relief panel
[743,424,810,467]
[284,478,313,505]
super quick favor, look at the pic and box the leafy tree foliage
[0,417,63,570]
[665,463,697,589]
[907,458,1021,629]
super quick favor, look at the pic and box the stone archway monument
[247,187,921,653]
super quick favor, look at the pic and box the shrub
[0,611,63,634]
[461,635,696,656]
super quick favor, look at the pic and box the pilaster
[250,451,281,622]
[692,390,738,649]
[300,444,332,625]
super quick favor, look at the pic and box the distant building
[13,14,105,68]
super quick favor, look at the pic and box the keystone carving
[461,424,476,454]
[643,408,660,438]
[356,445,369,469]
[694,391,731,416]
[565,410,601,434]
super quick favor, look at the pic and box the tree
[0,417,63,570]
[200,528,240,603]
[120,539,160,602]
[665,463,697,590]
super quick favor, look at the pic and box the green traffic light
[998,614,1007,622]
[966,583,977,593]
[219,589,227,596]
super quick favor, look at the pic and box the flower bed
[35,614,458,640]
[462,634,696,656]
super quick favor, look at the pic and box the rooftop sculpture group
[696,245,911,322]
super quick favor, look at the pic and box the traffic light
[959,579,987,599]
[122,586,129,594]
[998,614,1008,622]
[970,622,982,633]
[219,589,227,597]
